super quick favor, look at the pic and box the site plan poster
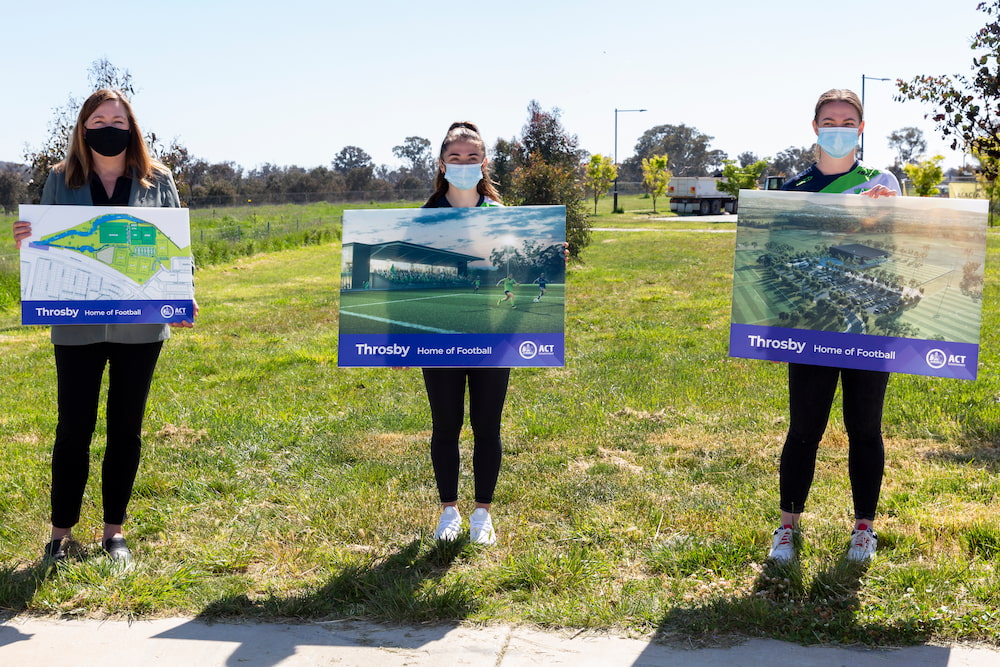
[19,205,195,325]
[729,190,987,380]
[339,206,566,367]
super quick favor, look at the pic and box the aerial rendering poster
[19,205,195,325]
[339,206,566,367]
[729,190,987,379]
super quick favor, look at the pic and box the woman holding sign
[420,121,507,545]
[13,88,195,565]
[767,89,900,564]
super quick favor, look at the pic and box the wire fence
[192,215,337,244]
[0,214,341,276]
[183,188,430,209]
[609,181,646,195]
[181,183,650,207]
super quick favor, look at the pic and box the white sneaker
[434,506,462,541]
[847,527,878,562]
[768,526,797,562]
[469,507,496,546]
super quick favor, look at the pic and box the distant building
[829,244,889,265]
[341,241,483,290]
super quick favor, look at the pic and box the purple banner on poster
[729,323,979,379]
[339,333,564,367]
[22,299,196,325]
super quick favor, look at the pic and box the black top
[90,174,132,206]
[423,193,487,208]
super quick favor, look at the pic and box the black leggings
[51,342,163,528]
[422,367,510,504]
[779,362,889,521]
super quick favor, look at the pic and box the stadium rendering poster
[339,206,566,367]
[729,190,987,380]
[19,205,195,325]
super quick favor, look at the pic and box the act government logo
[518,340,557,359]
[160,305,175,318]
[926,348,968,370]
[925,349,947,369]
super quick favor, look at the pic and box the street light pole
[613,108,646,213]
[860,74,890,160]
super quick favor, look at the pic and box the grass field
[731,251,798,325]
[901,285,982,342]
[340,285,566,335]
[588,193,737,230]
[1,204,1000,646]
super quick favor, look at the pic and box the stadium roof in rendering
[829,244,890,262]
[344,241,483,267]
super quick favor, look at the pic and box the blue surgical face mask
[816,127,859,159]
[444,162,484,191]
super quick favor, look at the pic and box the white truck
[667,176,736,215]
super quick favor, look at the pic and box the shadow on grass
[198,537,476,621]
[644,554,938,653]
[168,538,476,664]
[0,559,55,622]
[925,442,1000,473]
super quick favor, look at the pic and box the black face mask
[84,126,131,157]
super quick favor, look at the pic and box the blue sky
[0,1,989,175]
[344,207,564,268]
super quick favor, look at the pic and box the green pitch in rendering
[339,284,566,335]
[38,213,189,285]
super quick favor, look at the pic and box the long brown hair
[424,121,503,206]
[58,88,168,189]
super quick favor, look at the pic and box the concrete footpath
[2,616,999,666]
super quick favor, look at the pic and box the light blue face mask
[816,127,859,159]
[444,162,484,191]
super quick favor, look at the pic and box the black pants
[779,362,889,521]
[422,367,510,504]
[51,342,163,529]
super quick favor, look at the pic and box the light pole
[860,75,890,160]
[500,235,517,277]
[613,107,646,213]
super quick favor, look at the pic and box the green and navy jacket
[782,161,900,194]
